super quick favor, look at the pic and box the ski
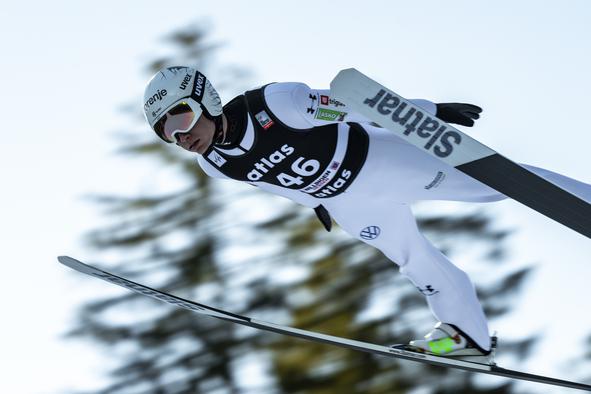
[58,255,591,391]
[330,68,591,239]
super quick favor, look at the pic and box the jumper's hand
[435,103,482,127]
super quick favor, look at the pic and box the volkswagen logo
[360,226,381,240]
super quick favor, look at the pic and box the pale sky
[1,1,590,393]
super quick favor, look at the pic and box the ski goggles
[153,100,203,143]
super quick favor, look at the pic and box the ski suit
[197,82,591,351]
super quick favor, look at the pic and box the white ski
[58,256,591,391]
[330,68,591,239]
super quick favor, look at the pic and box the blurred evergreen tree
[67,23,537,394]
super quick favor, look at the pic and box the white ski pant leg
[417,161,591,204]
[320,127,591,350]
[323,197,492,350]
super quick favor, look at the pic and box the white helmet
[143,66,223,143]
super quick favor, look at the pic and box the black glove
[435,103,482,127]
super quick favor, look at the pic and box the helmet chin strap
[212,115,228,145]
[201,110,226,148]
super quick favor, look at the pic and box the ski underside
[330,68,591,239]
[58,256,591,391]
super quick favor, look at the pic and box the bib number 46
[276,157,320,187]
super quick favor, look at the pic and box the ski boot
[392,322,497,365]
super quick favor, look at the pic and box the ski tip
[57,255,96,275]
[57,255,77,265]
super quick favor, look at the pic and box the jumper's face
[174,114,216,154]
[152,100,217,154]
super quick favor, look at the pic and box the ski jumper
[197,82,591,351]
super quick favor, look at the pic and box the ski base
[58,256,591,392]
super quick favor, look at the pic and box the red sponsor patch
[320,95,329,105]
[255,110,274,130]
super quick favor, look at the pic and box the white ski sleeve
[264,82,436,130]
